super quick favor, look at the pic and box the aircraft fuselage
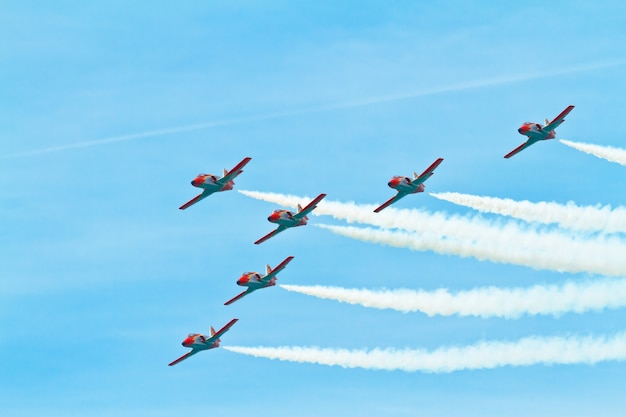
[237,272,275,289]
[388,176,425,194]
[181,334,219,351]
[518,122,557,141]
[190,174,234,191]
[268,210,307,227]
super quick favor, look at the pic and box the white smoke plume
[560,139,626,166]
[318,224,626,276]
[430,192,626,234]
[224,331,626,373]
[281,278,626,318]
[240,190,626,276]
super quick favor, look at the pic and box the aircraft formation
[168,105,575,365]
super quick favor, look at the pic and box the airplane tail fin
[210,326,216,337]
[223,168,229,177]
[297,203,303,212]
[266,264,272,275]
[545,118,550,126]
[413,171,419,180]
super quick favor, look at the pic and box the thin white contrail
[431,192,626,234]
[224,331,626,373]
[240,190,626,276]
[281,278,626,318]
[560,139,626,166]
[4,61,622,159]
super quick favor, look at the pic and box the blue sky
[2,1,626,416]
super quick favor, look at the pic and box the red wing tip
[309,193,327,205]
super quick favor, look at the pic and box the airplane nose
[268,213,280,222]
[518,125,530,134]
[388,178,401,187]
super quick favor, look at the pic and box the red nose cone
[191,177,203,186]
[182,336,194,347]
[388,178,401,188]
[269,212,280,222]
[518,124,530,134]
[237,275,250,285]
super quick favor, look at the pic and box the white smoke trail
[560,139,626,166]
[240,190,626,276]
[319,224,626,276]
[4,61,622,159]
[281,278,626,318]
[430,192,626,234]
[224,331,626,373]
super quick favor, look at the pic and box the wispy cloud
[281,278,626,318]
[560,139,626,166]
[431,192,626,234]
[224,331,626,373]
[240,190,626,276]
[4,61,622,159]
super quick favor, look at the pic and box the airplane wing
[413,158,444,184]
[263,256,295,282]
[543,105,574,132]
[218,157,252,185]
[504,140,536,159]
[168,349,200,366]
[179,189,214,210]
[293,193,327,221]
[207,318,239,341]
[224,289,255,305]
[254,225,288,245]
[373,192,407,213]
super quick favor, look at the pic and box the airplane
[224,256,295,305]
[373,158,444,213]
[179,157,252,210]
[254,193,326,244]
[168,318,238,366]
[504,105,575,159]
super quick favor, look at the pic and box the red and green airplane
[168,318,238,366]
[254,194,326,244]
[504,105,575,158]
[224,256,294,305]
[179,157,252,210]
[374,157,444,213]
